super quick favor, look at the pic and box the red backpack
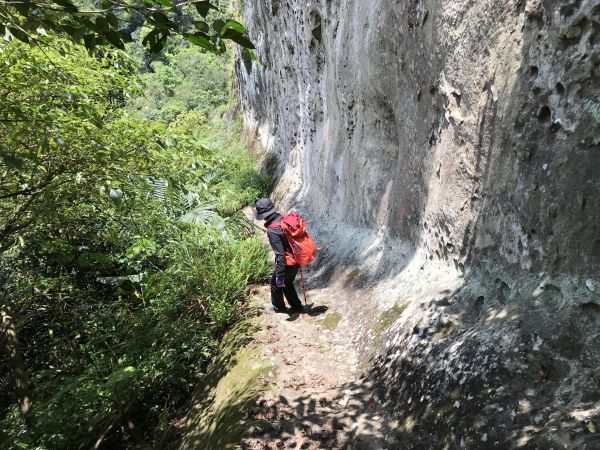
[268,212,317,267]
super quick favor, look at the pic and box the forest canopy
[0,3,268,447]
[0,0,255,54]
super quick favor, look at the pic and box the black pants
[271,265,303,311]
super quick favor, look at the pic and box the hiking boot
[288,305,306,314]
[266,305,288,314]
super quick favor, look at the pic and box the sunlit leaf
[185,33,218,52]
[221,20,246,35]
[194,21,209,32]
[194,1,218,17]
[109,188,123,206]
[222,30,255,49]
[106,366,138,385]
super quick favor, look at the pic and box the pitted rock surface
[235,0,600,448]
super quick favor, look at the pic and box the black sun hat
[255,198,277,220]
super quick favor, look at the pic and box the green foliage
[0,0,255,55]
[0,39,137,253]
[193,119,273,214]
[0,32,270,448]
[128,42,231,122]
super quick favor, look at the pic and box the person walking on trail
[255,198,305,314]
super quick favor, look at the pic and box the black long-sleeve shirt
[265,214,293,278]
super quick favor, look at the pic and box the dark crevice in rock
[538,105,552,122]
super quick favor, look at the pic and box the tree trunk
[1,303,33,427]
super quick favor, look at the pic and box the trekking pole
[300,267,307,305]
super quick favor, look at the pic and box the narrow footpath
[236,283,400,450]
[181,210,403,450]
[181,280,402,449]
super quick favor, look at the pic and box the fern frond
[224,212,256,237]
[146,177,168,200]
[179,201,218,226]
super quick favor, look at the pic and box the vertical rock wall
[237,0,600,447]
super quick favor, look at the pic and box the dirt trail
[182,211,402,449]
[238,284,400,450]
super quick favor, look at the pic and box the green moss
[180,304,272,450]
[372,301,408,335]
[321,312,342,331]
[362,300,410,369]
[344,268,360,287]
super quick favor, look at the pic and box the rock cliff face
[237,0,600,447]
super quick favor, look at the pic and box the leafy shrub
[0,33,270,448]
[128,43,230,123]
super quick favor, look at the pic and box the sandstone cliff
[236,0,600,447]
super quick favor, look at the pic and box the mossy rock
[431,323,459,341]
[180,303,273,449]
[372,301,408,336]
[434,398,456,419]
[321,312,342,331]
[344,268,360,287]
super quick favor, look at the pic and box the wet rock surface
[235,0,600,448]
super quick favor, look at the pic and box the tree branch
[1,302,34,428]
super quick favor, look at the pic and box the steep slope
[236,0,600,448]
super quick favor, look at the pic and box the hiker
[255,198,306,314]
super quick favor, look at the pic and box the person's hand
[275,277,285,287]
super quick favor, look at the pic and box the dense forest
[0,1,270,447]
